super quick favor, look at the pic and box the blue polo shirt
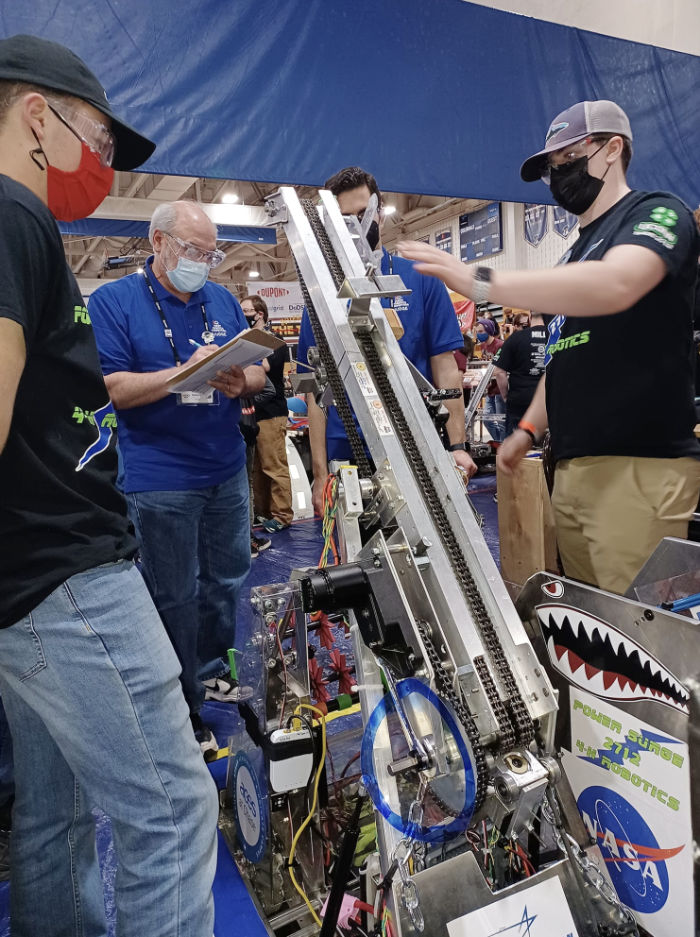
[89,259,249,492]
[296,249,463,461]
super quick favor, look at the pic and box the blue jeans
[0,560,218,937]
[482,394,506,442]
[127,466,250,714]
[0,698,13,818]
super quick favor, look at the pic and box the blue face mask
[167,256,210,293]
[476,331,489,343]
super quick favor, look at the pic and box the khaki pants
[552,455,700,596]
[253,415,294,525]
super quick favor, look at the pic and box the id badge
[176,389,218,406]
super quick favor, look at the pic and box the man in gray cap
[399,100,700,595]
[0,34,217,936]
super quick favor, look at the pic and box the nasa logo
[541,580,564,599]
[577,786,683,914]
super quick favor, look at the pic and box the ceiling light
[221,192,239,204]
[383,205,397,215]
[248,269,260,278]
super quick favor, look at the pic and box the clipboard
[166,329,285,396]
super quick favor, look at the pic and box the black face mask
[548,144,609,216]
[364,219,380,251]
[245,315,257,328]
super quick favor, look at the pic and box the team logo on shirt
[211,319,228,337]
[633,222,677,249]
[649,207,677,227]
[547,329,590,357]
[74,304,91,325]
[74,401,118,471]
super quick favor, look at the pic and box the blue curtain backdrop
[1,1,698,206]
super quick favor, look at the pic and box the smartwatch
[471,266,492,304]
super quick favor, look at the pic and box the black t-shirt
[255,334,289,420]
[545,190,700,463]
[496,325,548,419]
[0,176,136,629]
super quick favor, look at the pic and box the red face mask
[46,142,114,222]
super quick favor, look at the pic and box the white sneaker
[203,673,253,703]
[190,713,219,762]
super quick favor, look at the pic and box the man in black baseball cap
[519,100,632,184]
[0,33,154,170]
[399,98,700,596]
[0,34,218,937]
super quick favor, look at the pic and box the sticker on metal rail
[367,398,394,436]
[351,360,377,397]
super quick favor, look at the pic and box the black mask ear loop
[30,128,48,171]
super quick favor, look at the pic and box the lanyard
[140,269,212,366]
[384,252,395,309]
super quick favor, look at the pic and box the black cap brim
[520,131,591,182]
[89,101,155,171]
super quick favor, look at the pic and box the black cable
[319,795,367,937]
[348,925,370,937]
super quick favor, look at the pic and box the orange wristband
[518,420,537,435]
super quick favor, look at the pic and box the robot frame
[222,185,698,937]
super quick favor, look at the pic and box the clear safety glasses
[164,232,226,268]
[46,99,115,168]
[540,138,599,185]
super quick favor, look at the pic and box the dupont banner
[524,203,548,246]
[247,281,305,343]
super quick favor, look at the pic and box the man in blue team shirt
[90,200,265,756]
[297,166,477,514]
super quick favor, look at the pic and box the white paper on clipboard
[166,329,284,396]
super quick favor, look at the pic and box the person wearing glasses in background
[400,100,700,596]
[89,200,265,758]
[0,36,218,937]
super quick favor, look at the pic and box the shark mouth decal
[537,604,689,714]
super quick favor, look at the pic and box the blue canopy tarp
[2,1,698,206]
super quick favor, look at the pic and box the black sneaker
[252,534,271,553]
[251,536,259,559]
[203,673,254,703]
[190,713,219,762]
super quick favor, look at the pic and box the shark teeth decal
[536,604,689,714]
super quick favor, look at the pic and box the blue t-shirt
[296,249,463,461]
[89,259,249,492]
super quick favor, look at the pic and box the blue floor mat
[0,501,501,935]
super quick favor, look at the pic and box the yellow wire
[287,703,327,927]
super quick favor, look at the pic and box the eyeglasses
[46,99,115,168]
[541,137,603,184]
[164,232,226,268]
